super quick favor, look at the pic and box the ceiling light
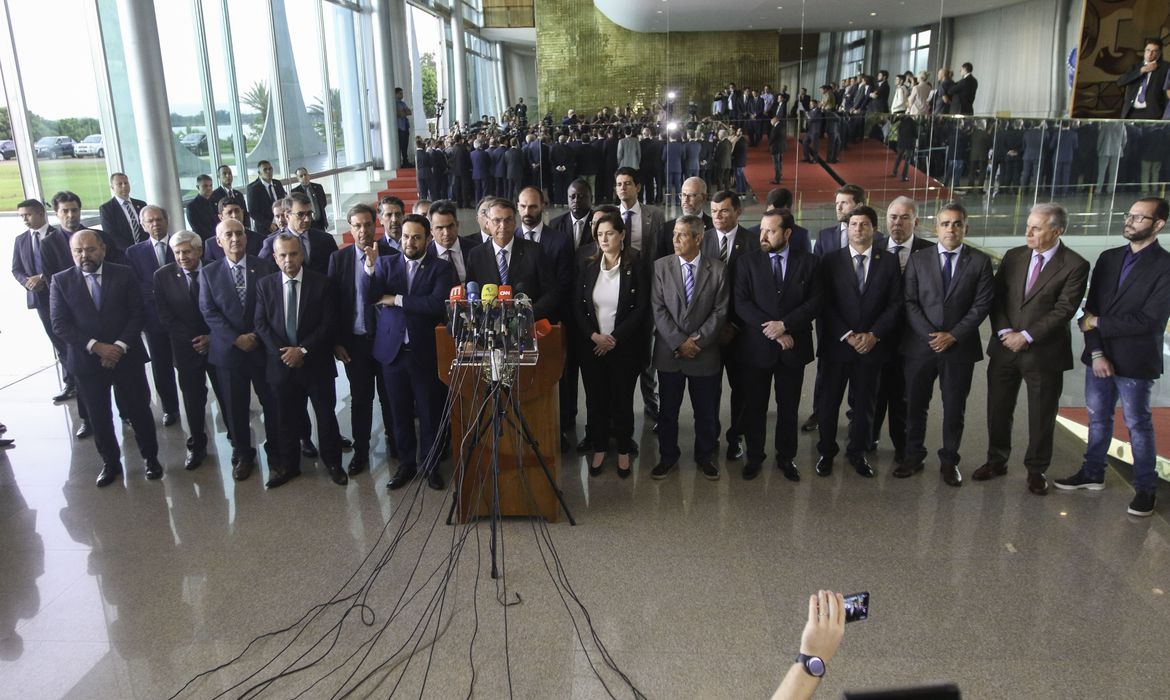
[870,11,877,15]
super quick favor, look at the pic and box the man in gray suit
[617,127,641,172]
[615,166,666,422]
[897,202,994,486]
[650,215,729,480]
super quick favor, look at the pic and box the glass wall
[156,0,210,197]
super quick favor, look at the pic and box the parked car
[34,136,77,159]
[74,134,105,158]
[0,140,15,160]
[181,132,208,156]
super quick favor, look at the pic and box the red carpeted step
[742,135,845,210]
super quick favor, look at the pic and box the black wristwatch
[796,653,826,677]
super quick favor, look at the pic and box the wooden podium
[436,325,564,523]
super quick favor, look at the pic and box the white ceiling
[592,0,1030,33]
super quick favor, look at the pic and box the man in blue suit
[50,230,162,487]
[124,205,181,426]
[470,139,493,204]
[12,198,74,403]
[198,218,278,481]
[254,233,347,489]
[1056,197,1170,517]
[361,214,455,491]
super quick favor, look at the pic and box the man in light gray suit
[897,201,994,487]
[615,166,666,422]
[617,127,641,172]
[650,214,729,481]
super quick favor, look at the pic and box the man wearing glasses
[1055,198,1170,517]
[260,193,337,275]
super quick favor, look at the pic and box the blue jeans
[1082,367,1157,492]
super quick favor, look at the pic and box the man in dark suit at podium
[254,232,347,489]
[465,197,560,322]
[50,230,162,487]
[98,173,147,253]
[361,214,455,491]
[328,203,398,475]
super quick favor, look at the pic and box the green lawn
[0,158,111,211]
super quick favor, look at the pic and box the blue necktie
[33,232,42,270]
[941,251,956,294]
[854,254,866,292]
[86,272,102,310]
[407,259,417,293]
[770,253,784,290]
[683,262,695,305]
[286,279,299,345]
[232,264,246,305]
[497,248,509,285]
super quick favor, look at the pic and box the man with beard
[379,196,406,252]
[362,215,455,491]
[51,231,162,487]
[1055,198,1170,517]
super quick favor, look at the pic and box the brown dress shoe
[1027,472,1049,495]
[971,463,1007,481]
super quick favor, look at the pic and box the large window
[909,28,931,77]
[841,30,867,79]
[156,0,210,197]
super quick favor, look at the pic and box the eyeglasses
[290,211,313,219]
[1124,213,1155,223]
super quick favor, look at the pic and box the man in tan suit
[973,203,1089,495]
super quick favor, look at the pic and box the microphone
[449,284,466,301]
[481,283,499,308]
[465,281,481,303]
[497,285,513,304]
[533,319,552,338]
[446,285,465,334]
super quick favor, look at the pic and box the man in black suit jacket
[97,173,147,253]
[516,186,574,323]
[974,203,1089,495]
[465,197,560,322]
[700,191,758,461]
[1118,39,1169,119]
[245,160,287,234]
[154,231,220,470]
[867,71,891,114]
[291,167,329,230]
[253,232,346,488]
[210,165,250,229]
[328,203,398,475]
[1055,197,1170,516]
[768,115,786,183]
[750,188,811,255]
[869,197,932,462]
[12,198,74,402]
[948,63,979,115]
[814,206,903,479]
[124,205,181,424]
[259,191,337,275]
[49,230,161,487]
[198,219,279,481]
[898,202,994,486]
[734,210,821,481]
[186,174,219,241]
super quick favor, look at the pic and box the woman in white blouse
[573,210,650,478]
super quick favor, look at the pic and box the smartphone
[843,591,869,623]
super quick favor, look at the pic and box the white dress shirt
[592,258,622,335]
[433,239,466,282]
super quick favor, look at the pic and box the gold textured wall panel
[534,0,779,119]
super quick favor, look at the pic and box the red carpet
[741,135,840,207]
[341,168,418,246]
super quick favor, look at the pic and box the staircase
[342,167,417,246]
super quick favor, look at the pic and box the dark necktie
[124,200,143,243]
[32,231,42,270]
[497,248,509,285]
[683,262,695,305]
[188,268,200,302]
[941,251,955,294]
[87,272,102,309]
[892,244,905,272]
[719,235,729,262]
[623,210,633,238]
[1118,250,1139,289]
[232,264,246,305]
[770,253,784,291]
[854,254,866,292]
[286,279,299,345]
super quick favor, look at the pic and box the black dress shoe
[162,412,179,427]
[233,460,254,481]
[144,458,164,480]
[725,437,745,461]
[75,421,92,439]
[576,437,590,452]
[265,469,301,488]
[427,469,445,490]
[300,439,319,458]
[650,462,676,479]
[866,441,878,453]
[1027,472,1049,495]
[560,434,571,453]
[96,463,122,487]
[801,415,819,433]
[340,437,353,450]
[387,467,417,490]
[0,438,13,448]
[184,447,207,471]
[327,464,348,486]
[815,456,833,476]
[778,460,800,482]
[892,461,924,478]
[849,456,875,477]
[971,462,1008,481]
[743,462,762,480]
[347,452,369,476]
[698,460,720,481]
[941,463,963,487]
[53,386,77,402]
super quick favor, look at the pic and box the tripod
[445,367,576,579]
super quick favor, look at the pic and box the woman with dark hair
[573,210,650,478]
